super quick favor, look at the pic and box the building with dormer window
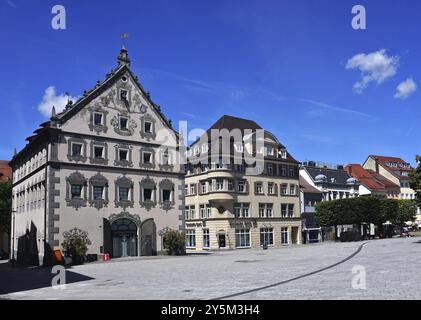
[9,47,185,265]
[184,115,302,251]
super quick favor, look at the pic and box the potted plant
[62,228,92,265]
[163,229,186,256]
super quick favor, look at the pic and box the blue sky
[0,0,420,166]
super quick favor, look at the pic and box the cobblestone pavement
[1,237,420,300]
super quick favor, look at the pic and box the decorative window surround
[139,147,155,169]
[89,140,109,165]
[116,80,133,109]
[139,177,157,211]
[159,179,175,211]
[140,114,156,140]
[114,144,133,167]
[111,114,137,136]
[158,148,174,172]
[67,137,87,163]
[88,104,109,134]
[65,172,87,210]
[114,176,134,210]
[88,173,109,210]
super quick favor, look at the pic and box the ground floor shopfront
[185,218,302,251]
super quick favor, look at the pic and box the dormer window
[194,147,200,156]
[94,113,103,126]
[71,143,82,156]
[120,89,128,101]
[280,149,287,159]
[119,117,129,131]
[267,147,274,156]
[201,144,208,153]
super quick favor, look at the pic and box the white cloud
[37,86,78,117]
[346,49,399,93]
[394,78,417,99]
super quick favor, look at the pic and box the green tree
[409,155,421,207]
[0,181,12,236]
[394,200,417,228]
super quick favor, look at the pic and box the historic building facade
[362,155,421,224]
[9,48,184,265]
[184,115,302,251]
[345,164,400,199]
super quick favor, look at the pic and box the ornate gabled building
[9,47,185,265]
[184,115,302,251]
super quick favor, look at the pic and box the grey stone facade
[9,48,185,264]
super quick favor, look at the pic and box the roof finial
[51,105,57,118]
[118,33,131,66]
[13,147,17,157]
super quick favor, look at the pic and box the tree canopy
[0,180,12,234]
[315,197,416,228]
[409,155,421,207]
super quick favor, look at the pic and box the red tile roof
[345,164,399,192]
[0,160,12,182]
[368,155,412,180]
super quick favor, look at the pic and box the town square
[0,0,420,307]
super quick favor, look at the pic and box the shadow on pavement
[0,262,94,295]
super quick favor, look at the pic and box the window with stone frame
[94,112,104,126]
[67,137,87,163]
[114,176,134,210]
[237,180,245,193]
[71,143,82,157]
[140,147,155,169]
[88,173,109,209]
[289,184,297,196]
[114,144,133,167]
[88,105,108,134]
[120,89,129,101]
[281,203,288,217]
[159,179,175,211]
[65,172,87,210]
[199,205,206,219]
[288,204,295,217]
[139,177,157,211]
[119,116,129,131]
[159,148,174,171]
[206,204,212,218]
[281,184,288,195]
[89,140,108,165]
[140,114,156,140]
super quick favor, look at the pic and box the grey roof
[305,166,352,185]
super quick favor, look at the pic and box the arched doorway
[140,219,157,256]
[111,218,138,258]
